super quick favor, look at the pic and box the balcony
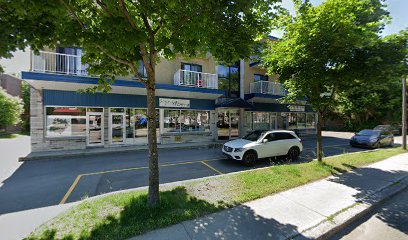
[249,81,286,96]
[31,51,88,76]
[174,69,218,89]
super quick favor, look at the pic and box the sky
[271,0,408,38]
[1,0,407,75]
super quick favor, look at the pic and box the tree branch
[60,0,86,29]
[96,45,145,82]
[118,0,141,33]
[95,0,113,17]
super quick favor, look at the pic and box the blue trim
[244,93,283,100]
[252,102,314,113]
[43,90,216,110]
[22,71,226,95]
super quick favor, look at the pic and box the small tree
[0,88,23,130]
[263,0,407,161]
[1,0,282,204]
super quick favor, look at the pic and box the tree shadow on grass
[26,187,226,240]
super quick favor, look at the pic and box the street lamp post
[403,75,407,150]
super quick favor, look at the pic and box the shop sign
[287,105,305,112]
[159,98,190,108]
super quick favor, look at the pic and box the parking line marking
[201,161,223,175]
[59,158,226,204]
[59,175,82,204]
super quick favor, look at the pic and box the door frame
[109,111,126,144]
[86,112,104,146]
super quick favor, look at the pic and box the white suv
[222,130,303,166]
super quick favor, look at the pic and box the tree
[263,0,408,161]
[0,65,4,73]
[1,0,282,204]
[0,87,23,130]
[21,81,30,133]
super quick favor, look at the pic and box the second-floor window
[56,47,86,75]
[137,60,148,79]
[218,63,240,98]
[254,74,268,82]
[180,63,202,86]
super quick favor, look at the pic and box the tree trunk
[316,110,323,161]
[146,73,160,205]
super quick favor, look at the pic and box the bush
[0,87,24,129]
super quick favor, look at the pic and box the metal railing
[174,69,218,89]
[250,81,286,96]
[31,51,88,76]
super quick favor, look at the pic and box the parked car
[350,129,394,149]
[373,124,402,136]
[222,130,303,166]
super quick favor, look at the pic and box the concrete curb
[294,176,408,240]
[19,142,225,161]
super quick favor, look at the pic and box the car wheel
[287,147,300,161]
[243,151,257,166]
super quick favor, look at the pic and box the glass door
[110,112,125,144]
[217,109,240,140]
[229,110,239,139]
[86,112,104,146]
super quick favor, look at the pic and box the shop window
[297,113,306,129]
[288,113,297,129]
[164,109,210,133]
[45,107,86,137]
[306,113,316,128]
[253,112,270,130]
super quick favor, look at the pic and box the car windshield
[242,130,266,141]
[356,130,380,137]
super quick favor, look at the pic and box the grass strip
[27,148,406,240]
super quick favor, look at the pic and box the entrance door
[86,112,104,146]
[217,109,240,140]
[110,113,125,144]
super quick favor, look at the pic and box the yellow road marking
[59,175,82,204]
[201,161,224,175]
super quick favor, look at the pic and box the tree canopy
[263,0,408,160]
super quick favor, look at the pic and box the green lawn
[27,148,406,240]
[0,133,18,139]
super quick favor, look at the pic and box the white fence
[174,69,218,89]
[31,51,88,76]
[250,81,286,96]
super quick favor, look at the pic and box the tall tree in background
[0,88,23,130]
[263,0,407,161]
[0,0,282,204]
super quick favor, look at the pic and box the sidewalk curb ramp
[294,176,408,240]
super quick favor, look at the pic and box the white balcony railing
[31,51,88,76]
[174,69,218,89]
[250,81,286,96]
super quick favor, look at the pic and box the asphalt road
[0,133,394,215]
[332,187,408,240]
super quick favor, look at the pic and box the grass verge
[27,148,406,240]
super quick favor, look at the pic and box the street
[332,187,408,240]
[0,132,399,215]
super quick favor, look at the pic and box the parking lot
[0,132,398,214]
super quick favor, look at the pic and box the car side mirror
[262,139,268,143]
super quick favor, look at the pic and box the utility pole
[403,75,407,150]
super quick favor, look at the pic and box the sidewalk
[130,153,408,240]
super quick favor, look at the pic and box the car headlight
[234,148,245,152]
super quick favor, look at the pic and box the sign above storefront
[159,98,190,108]
[287,105,305,112]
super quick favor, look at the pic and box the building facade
[22,44,316,152]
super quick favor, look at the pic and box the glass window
[245,112,252,130]
[217,63,240,98]
[137,60,148,78]
[288,113,297,129]
[46,107,86,137]
[87,107,103,112]
[252,112,270,130]
[164,110,180,133]
[297,113,306,129]
[182,63,202,72]
[180,110,210,132]
[277,112,287,129]
[110,108,124,113]
[306,113,316,128]
[254,74,268,82]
